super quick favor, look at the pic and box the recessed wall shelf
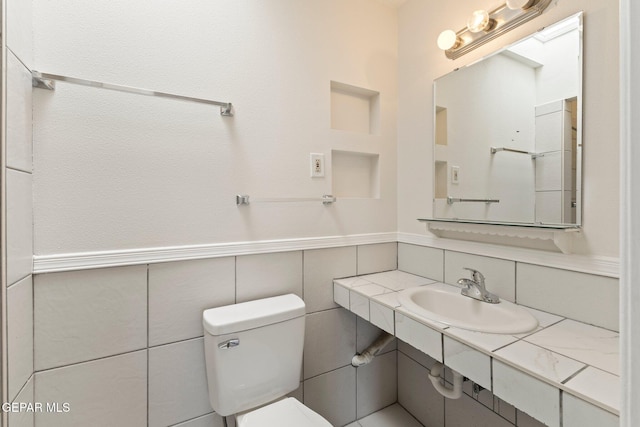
[330,81,380,134]
[332,150,380,198]
[418,218,580,254]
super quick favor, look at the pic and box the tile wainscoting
[21,239,620,427]
[26,243,398,427]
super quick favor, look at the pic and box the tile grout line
[166,411,216,427]
[561,365,589,385]
[5,165,32,175]
[6,272,31,289]
[32,273,36,407]
[146,264,150,427]
[234,256,237,304]
[9,371,34,404]
[514,261,518,303]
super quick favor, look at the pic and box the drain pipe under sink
[351,332,395,367]
[428,362,464,399]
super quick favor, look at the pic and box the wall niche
[330,81,380,135]
[331,150,380,198]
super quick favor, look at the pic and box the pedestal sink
[399,284,538,334]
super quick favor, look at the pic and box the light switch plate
[451,165,460,184]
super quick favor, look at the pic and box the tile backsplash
[399,243,619,332]
[516,263,619,331]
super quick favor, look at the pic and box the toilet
[203,294,333,427]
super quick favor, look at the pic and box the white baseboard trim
[33,232,399,273]
[33,231,619,278]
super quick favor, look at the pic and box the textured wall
[32,0,398,255]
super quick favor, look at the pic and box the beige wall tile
[7,0,33,67]
[35,351,147,427]
[149,338,212,427]
[398,243,444,281]
[516,263,619,331]
[304,308,356,379]
[304,365,357,427]
[8,375,34,427]
[397,352,444,427]
[7,276,33,401]
[149,257,235,346]
[356,351,397,418]
[304,246,357,313]
[7,169,32,286]
[236,252,302,303]
[6,52,33,172]
[34,266,147,370]
[357,243,397,275]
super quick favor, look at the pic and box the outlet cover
[311,153,325,178]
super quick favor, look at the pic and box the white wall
[434,54,536,223]
[32,0,398,255]
[398,0,619,257]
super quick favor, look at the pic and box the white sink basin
[399,285,538,334]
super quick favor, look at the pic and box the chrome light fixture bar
[438,0,553,60]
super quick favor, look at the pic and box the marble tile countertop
[333,270,620,418]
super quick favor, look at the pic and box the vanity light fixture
[437,30,462,51]
[467,10,494,33]
[437,0,552,59]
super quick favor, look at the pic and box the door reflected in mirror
[433,13,582,227]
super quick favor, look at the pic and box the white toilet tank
[203,294,306,417]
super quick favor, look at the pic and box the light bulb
[506,0,536,10]
[437,30,461,51]
[467,9,491,33]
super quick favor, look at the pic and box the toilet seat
[236,397,332,427]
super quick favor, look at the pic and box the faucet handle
[462,268,485,284]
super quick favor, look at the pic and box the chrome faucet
[457,268,500,304]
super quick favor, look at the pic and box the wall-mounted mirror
[433,13,582,228]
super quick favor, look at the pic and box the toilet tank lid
[203,294,305,336]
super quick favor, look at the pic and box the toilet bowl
[236,397,331,427]
[203,294,332,427]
